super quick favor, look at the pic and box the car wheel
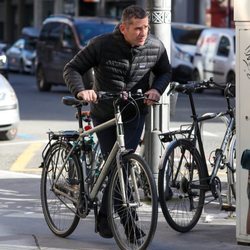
[37,66,51,92]
[0,127,18,140]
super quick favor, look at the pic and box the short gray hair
[121,5,148,24]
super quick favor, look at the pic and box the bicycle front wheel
[158,139,206,233]
[227,133,236,207]
[108,153,158,250]
[40,141,82,237]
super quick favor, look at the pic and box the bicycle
[158,79,236,233]
[40,90,158,250]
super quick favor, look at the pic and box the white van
[171,22,206,83]
[192,28,235,87]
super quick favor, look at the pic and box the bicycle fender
[158,139,200,170]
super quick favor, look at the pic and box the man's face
[119,17,149,47]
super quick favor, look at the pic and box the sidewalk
[0,170,248,250]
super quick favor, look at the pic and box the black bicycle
[158,79,236,232]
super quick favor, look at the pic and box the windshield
[75,22,116,46]
[172,26,204,45]
[24,39,37,51]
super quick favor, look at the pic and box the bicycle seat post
[77,106,83,132]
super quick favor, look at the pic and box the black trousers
[92,114,145,216]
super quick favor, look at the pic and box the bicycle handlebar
[97,89,144,101]
[62,89,153,108]
[168,78,235,97]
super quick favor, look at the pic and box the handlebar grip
[62,96,88,106]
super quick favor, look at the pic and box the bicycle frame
[53,101,137,208]
[181,89,235,185]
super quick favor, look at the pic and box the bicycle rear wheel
[40,141,82,237]
[108,153,158,250]
[158,139,206,232]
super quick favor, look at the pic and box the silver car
[6,38,36,74]
[0,74,20,140]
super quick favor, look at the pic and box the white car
[171,22,206,83]
[192,28,235,88]
[0,74,20,140]
[0,43,8,79]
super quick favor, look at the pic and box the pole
[144,0,172,184]
[227,0,231,28]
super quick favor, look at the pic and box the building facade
[0,0,233,44]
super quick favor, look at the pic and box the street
[0,72,231,174]
[0,72,243,250]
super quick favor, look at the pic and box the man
[64,5,172,239]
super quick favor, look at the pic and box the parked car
[0,74,20,140]
[171,22,207,83]
[6,37,37,74]
[36,15,117,91]
[192,28,235,88]
[0,43,9,79]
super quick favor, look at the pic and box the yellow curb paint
[10,143,43,172]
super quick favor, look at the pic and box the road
[0,72,242,250]
[0,72,232,174]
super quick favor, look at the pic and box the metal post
[144,1,172,183]
[3,0,12,43]
[54,0,64,14]
[33,0,43,29]
[227,0,231,28]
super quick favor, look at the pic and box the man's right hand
[77,90,97,103]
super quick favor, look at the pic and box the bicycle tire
[108,153,158,250]
[40,141,82,237]
[158,139,206,233]
[227,133,236,205]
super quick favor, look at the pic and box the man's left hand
[144,89,160,105]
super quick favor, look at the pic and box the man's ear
[119,23,125,35]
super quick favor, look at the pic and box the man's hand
[77,90,97,103]
[144,89,161,105]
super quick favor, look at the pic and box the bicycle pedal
[221,204,236,212]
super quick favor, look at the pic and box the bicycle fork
[115,105,140,208]
[116,150,140,208]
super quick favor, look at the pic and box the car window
[14,39,24,49]
[75,23,115,46]
[23,39,36,51]
[40,23,53,41]
[217,36,230,57]
[40,22,63,44]
[172,26,204,45]
[62,25,75,48]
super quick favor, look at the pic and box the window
[172,26,204,45]
[62,25,75,48]
[75,22,115,46]
[217,36,230,57]
[40,22,63,44]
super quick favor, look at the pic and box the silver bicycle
[40,91,158,250]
